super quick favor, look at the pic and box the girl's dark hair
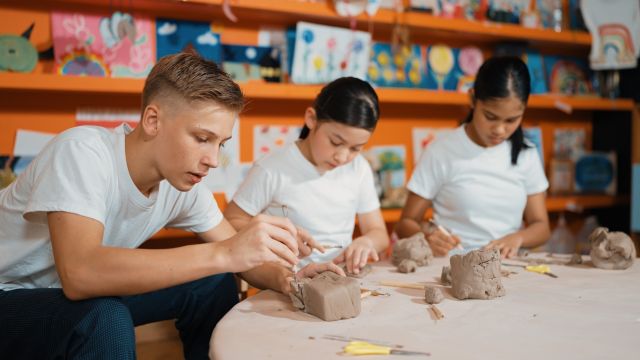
[463,56,531,165]
[299,77,380,139]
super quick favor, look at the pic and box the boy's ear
[140,105,160,137]
[303,107,317,130]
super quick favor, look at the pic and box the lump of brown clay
[392,232,433,271]
[589,227,636,270]
[450,249,505,300]
[441,266,452,285]
[424,286,443,304]
[289,271,361,321]
[568,253,583,265]
[341,263,372,278]
[397,259,417,273]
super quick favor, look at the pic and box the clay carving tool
[502,263,558,278]
[323,335,403,349]
[429,219,463,250]
[343,341,431,357]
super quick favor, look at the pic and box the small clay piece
[450,249,506,300]
[568,253,583,265]
[441,266,452,285]
[289,271,361,321]
[589,227,636,270]
[397,259,417,273]
[392,232,433,271]
[342,263,372,278]
[424,286,443,304]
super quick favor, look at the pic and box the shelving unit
[1,0,636,241]
[1,73,634,111]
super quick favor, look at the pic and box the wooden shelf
[1,73,634,111]
[186,0,591,47]
[545,194,630,212]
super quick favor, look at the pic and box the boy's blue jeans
[0,273,238,359]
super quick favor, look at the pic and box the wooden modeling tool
[379,280,425,290]
[429,305,444,320]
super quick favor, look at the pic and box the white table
[210,256,640,359]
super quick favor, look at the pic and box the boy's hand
[296,226,325,258]
[425,228,461,257]
[332,237,379,275]
[223,214,299,272]
[484,234,523,259]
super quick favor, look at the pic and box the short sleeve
[406,145,446,200]
[23,138,112,225]
[166,183,223,233]
[521,148,549,195]
[357,158,380,214]
[232,164,277,216]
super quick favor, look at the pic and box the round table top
[211,255,639,360]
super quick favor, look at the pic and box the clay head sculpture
[589,227,636,270]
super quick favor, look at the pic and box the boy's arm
[49,212,299,300]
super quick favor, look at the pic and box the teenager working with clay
[0,53,340,359]
[224,77,390,290]
[395,56,551,259]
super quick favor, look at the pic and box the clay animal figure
[589,227,636,270]
[0,23,38,73]
[392,232,433,271]
[289,271,361,321]
[450,249,505,300]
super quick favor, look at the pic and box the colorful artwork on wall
[52,11,154,77]
[289,22,371,84]
[368,42,426,88]
[156,18,222,63]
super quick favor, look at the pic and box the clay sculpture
[440,266,452,285]
[341,263,372,278]
[450,249,505,300]
[289,271,361,321]
[392,232,433,271]
[589,227,636,270]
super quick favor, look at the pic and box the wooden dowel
[379,280,425,290]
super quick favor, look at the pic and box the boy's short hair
[142,53,244,113]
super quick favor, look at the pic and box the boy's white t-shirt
[232,142,380,266]
[0,124,222,291]
[407,125,548,250]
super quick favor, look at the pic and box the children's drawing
[364,145,407,208]
[456,46,483,93]
[222,45,280,83]
[412,127,452,164]
[289,22,371,84]
[554,128,585,159]
[156,18,222,63]
[581,0,640,70]
[544,56,591,95]
[367,42,426,88]
[52,11,154,77]
[253,125,302,161]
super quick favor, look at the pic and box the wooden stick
[379,280,425,290]
[360,290,372,299]
[430,305,444,320]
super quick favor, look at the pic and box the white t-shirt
[232,142,380,266]
[0,124,222,291]
[407,125,548,250]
